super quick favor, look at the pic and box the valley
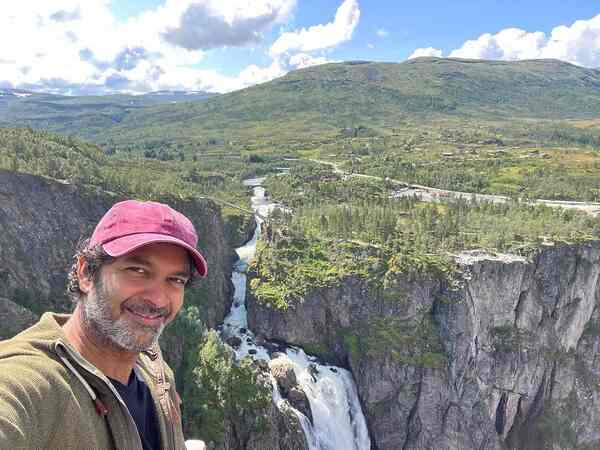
[1,57,600,450]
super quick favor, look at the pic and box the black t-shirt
[109,371,162,450]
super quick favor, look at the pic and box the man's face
[81,243,190,353]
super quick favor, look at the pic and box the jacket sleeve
[0,356,61,449]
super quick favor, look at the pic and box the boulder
[269,358,297,395]
[225,336,242,349]
[287,387,313,424]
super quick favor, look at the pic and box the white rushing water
[219,177,371,450]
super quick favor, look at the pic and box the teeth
[127,308,160,319]
[139,313,159,319]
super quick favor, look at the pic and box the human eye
[126,266,147,275]
[170,277,188,287]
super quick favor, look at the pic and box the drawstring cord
[56,346,109,417]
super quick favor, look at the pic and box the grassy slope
[88,58,600,145]
[2,58,600,149]
[0,90,214,139]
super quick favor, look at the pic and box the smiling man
[0,200,208,450]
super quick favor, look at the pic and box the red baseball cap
[89,200,208,277]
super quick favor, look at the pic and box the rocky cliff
[248,242,600,450]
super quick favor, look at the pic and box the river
[218,176,371,450]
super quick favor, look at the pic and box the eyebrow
[122,255,191,278]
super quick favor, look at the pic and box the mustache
[122,299,170,318]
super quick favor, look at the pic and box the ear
[76,257,93,294]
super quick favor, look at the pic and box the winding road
[309,159,600,217]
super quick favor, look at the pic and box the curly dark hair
[66,239,114,303]
[66,238,198,303]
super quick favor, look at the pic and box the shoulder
[0,352,73,404]
[0,353,76,448]
[0,330,81,408]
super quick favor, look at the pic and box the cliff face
[0,297,37,340]
[248,243,600,450]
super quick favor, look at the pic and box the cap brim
[102,233,208,277]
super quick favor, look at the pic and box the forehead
[117,243,190,271]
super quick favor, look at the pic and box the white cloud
[448,14,600,67]
[160,0,296,50]
[0,0,297,94]
[367,43,375,49]
[288,53,331,69]
[449,28,547,60]
[147,60,286,93]
[376,28,388,38]
[408,47,443,59]
[269,0,360,57]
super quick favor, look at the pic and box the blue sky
[1,1,599,94]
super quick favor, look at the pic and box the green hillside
[0,89,214,138]
[2,58,600,152]
[83,58,600,147]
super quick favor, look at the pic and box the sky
[1,0,599,95]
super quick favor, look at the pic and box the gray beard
[80,279,166,353]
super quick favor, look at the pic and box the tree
[185,330,271,443]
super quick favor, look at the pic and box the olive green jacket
[0,313,185,450]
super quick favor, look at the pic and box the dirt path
[308,159,600,217]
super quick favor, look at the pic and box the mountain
[142,90,215,104]
[0,88,216,138]
[65,57,600,145]
[3,58,600,149]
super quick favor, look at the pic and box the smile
[123,307,166,327]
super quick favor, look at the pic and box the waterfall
[220,177,371,450]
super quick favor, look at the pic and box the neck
[62,305,138,384]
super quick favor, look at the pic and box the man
[0,199,208,450]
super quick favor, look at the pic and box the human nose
[140,279,171,310]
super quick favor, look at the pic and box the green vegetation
[223,209,256,248]
[163,305,205,430]
[4,60,600,202]
[6,59,600,151]
[3,58,600,445]
[0,90,214,140]
[248,164,600,310]
[0,127,304,240]
[515,387,590,450]
[11,287,44,316]
[0,127,250,204]
[184,330,271,443]
[490,325,535,354]
[249,235,385,310]
[343,315,446,369]
[341,119,600,201]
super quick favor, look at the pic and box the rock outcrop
[269,357,313,423]
[216,377,310,450]
[248,243,600,450]
[0,297,37,340]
